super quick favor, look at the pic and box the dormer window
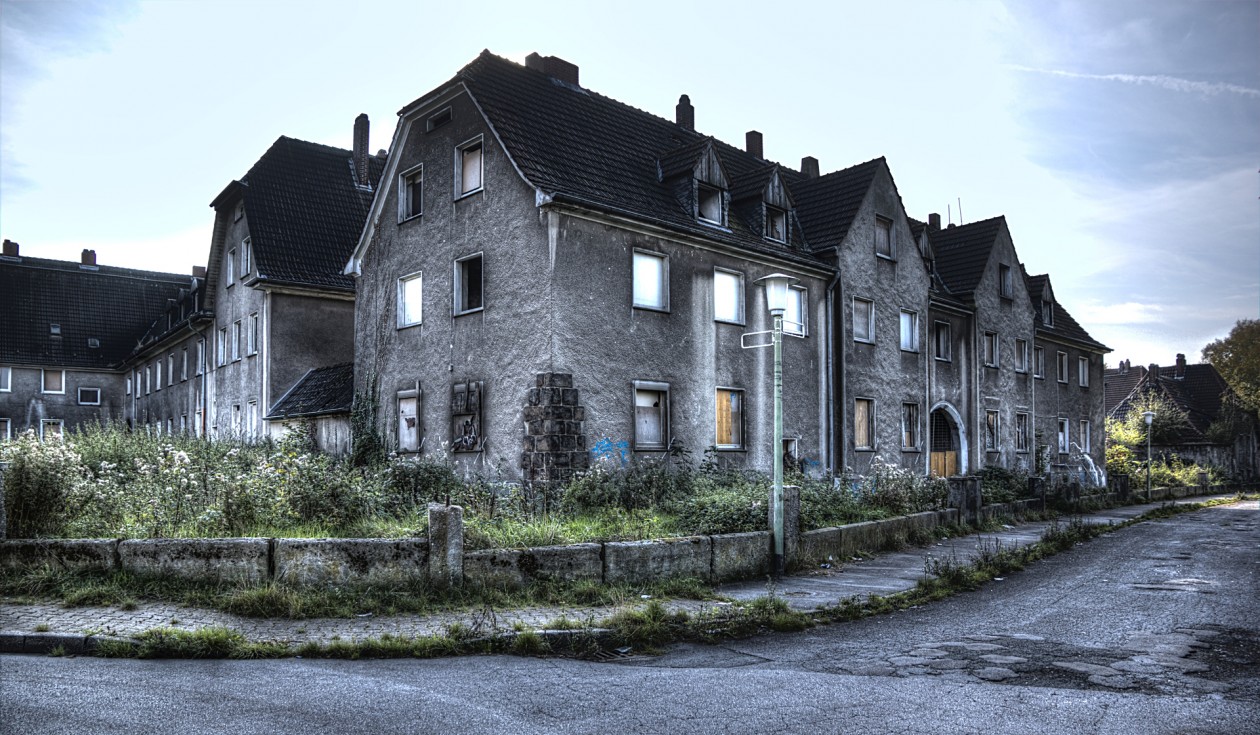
[698,184,723,225]
[1041,299,1053,326]
[875,216,894,259]
[765,206,787,242]
[49,323,61,336]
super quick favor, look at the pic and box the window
[1015,339,1029,373]
[0,366,9,392]
[240,238,251,277]
[784,286,807,337]
[217,328,227,366]
[181,348,188,381]
[42,369,64,394]
[715,388,744,449]
[901,403,920,449]
[166,418,173,435]
[853,298,874,342]
[934,322,951,361]
[426,107,452,131]
[1079,420,1091,452]
[87,337,99,349]
[1041,300,1054,326]
[985,410,1000,451]
[195,408,203,438]
[632,251,668,311]
[399,164,424,220]
[41,419,63,441]
[233,201,244,222]
[78,387,100,405]
[764,206,786,242]
[0,418,9,441]
[197,339,206,375]
[874,216,893,258]
[145,366,151,394]
[180,414,187,434]
[1016,412,1030,452]
[1078,357,1089,387]
[231,320,242,361]
[633,382,669,450]
[398,389,420,452]
[49,323,61,336]
[158,360,165,390]
[713,269,743,324]
[248,313,259,355]
[226,248,236,286]
[854,398,875,450]
[126,378,131,396]
[232,404,242,434]
[398,272,423,327]
[899,310,919,352]
[999,264,1013,298]
[1057,351,1069,383]
[247,400,258,438]
[454,253,484,314]
[697,184,723,224]
[167,354,175,385]
[983,332,999,367]
[1057,418,1070,453]
[457,139,483,196]
[1033,347,1045,378]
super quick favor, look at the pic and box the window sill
[715,318,746,327]
[901,348,919,354]
[454,307,485,317]
[934,357,952,363]
[901,447,922,453]
[455,188,484,201]
[1034,375,1045,380]
[397,322,423,330]
[714,446,746,452]
[854,447,876,452]
[984,364,999,369]
[876,253,896,262]
[854,338,875,345]
[1015,369,1028,375]
[398,213,423,225]
[633,446,668,453]
[633,304,670,314]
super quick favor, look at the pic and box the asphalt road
[2,502,1256,735]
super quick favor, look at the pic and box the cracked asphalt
[1,497,1255,734]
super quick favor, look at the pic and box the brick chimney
[800,156,819,179]
[676,94,694,130]
[525,53,579,86]
[1175,353,1186,379]
[928,213,941,231]
[745,131,763,159]
[1148,363,1160,379]
[2,239,17,257]
[81,249,96,266]
[192,265,207,278]
[353,113,370,188]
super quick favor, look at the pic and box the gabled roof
[229,137,384,292]
[1104,363,1147,414]
[384,51,829,268]
[1110,361,1234,443]
[266,362,354,419]
[1026,272,1109,352]
[790,157,883,251]
[928,215,1006,298]
[0,255,191,369]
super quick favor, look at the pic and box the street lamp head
[756,273,797,316]
[1142,410,1156,426]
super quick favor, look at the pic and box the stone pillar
[427,503,463,588]
[948,476,981,525]
[521,373,588,487]
[768,484,801,568]
[1028,476,1047,511]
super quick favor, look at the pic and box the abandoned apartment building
[1,50,1109,487]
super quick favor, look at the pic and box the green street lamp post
[1142,410,1155,501]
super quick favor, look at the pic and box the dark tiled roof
[451,52,828,268]
[267,362,354,419]
[1104,365,1147,415]
[0,256,191,369]
[928,216,1005,297]
[239,137,384,291]
[1026,272,1109,352]
[790,158,883,252]
[1107,362,1233,442]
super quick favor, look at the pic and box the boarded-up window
[1016,412,1030,452]
[42,369,64,393]
[634,383,669,450]
[398,395,419,452]
[715,389,743,449]
[901,403,919,449]
[875,216,893,258]
[854,398,874,449]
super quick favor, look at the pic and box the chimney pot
[928,213,941,230]
[2,239,18,257]
[745,130,763,159]
[676,94,694,130]
[1149,363,1160,377]
[353,114,370,187]
[81,249,96,266]
[800,156,819,179]
[1175,353,1186,378]
[526,53,579,85]
[192,265,207,278]
[525,52,544,72]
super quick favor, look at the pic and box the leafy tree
[1203,319,1260,414]
[1120,392,1191,445]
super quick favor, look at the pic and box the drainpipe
[824,268,842,475]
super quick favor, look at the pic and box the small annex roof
[223,136,384,292]
[0,255,192,369]
[790,157,884,252]
[928,215,1006,298]
[266,362,354,419]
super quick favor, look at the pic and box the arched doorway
[929,403,967,477]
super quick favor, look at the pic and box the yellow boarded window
[716,389,743,448]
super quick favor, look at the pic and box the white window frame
[854,397,876,450]
[1016,412,1030,453]
[985,409,1000,451]
[784,285,807,337]
[398,163,424,221]
[247,400,258,438]
[0,418,9,441]
[0,366,10,392]
[226,247,236,286]
[1057,351,1069,383]
[168,354,175,385]
[40,419,63,441]
[397,271,423,328]
[42,369,65,395]
[899,309,919,352]
[1014,339,1029,373]
[697,183,724,225]
[934,321,951,362]
[999,264,1013,298]
[126,377,131,396]
[231,320,242,362]
[240,237,251,277]
[1033,347,1045,379]
[397,388,421,453]
[713,268,744,325]
[77,387,101,406]
[764,205,787,242]
[715,387,745,450]
[156,359,163,391]
[853,297,874,343]
[216,328,227,367]
[632,250,669,312]
[1079,420,1091,453]
[633,381,670,451]
[145,366,151,394]
[901,402,921,450]
[874,215,894,259]
[456,136,484,198]
[984,331,999,368]
[1078,356,1090,387]
[248,313,259,356]
[1057,418,1070,454]
[453,252,484,316]
[196,339,206,375]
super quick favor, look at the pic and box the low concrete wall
[604,536,712,584]
[799,510,955,562]
[980,497,1044,522]
[274,539,429,587]
[464,543,602,588]
[711,531,770,581]
[118,538,269,585]
[0,539,117,574]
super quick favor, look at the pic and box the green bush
[978,466,1030,505]
[1,431,83,537]
[852,459,948,515]
[672,475,766,535]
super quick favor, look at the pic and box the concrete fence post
[947,477,981,525]
[768,485,800,569]
[427,503,464,588]
[0,461,7,540]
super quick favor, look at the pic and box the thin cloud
[1010,65,1260,98]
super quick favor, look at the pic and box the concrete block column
[427,503,464,588]
[768,484,801,568]
[948,477,981,525]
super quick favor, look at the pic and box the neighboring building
[0,242,194,440]
[347,50,1110,483]
[1106,355,1259,479]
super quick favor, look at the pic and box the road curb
[0,630,136,655]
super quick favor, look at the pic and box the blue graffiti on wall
[590,437,630,466]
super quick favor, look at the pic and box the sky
[1,0,1256,367]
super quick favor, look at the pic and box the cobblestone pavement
[0,496,1241,647]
